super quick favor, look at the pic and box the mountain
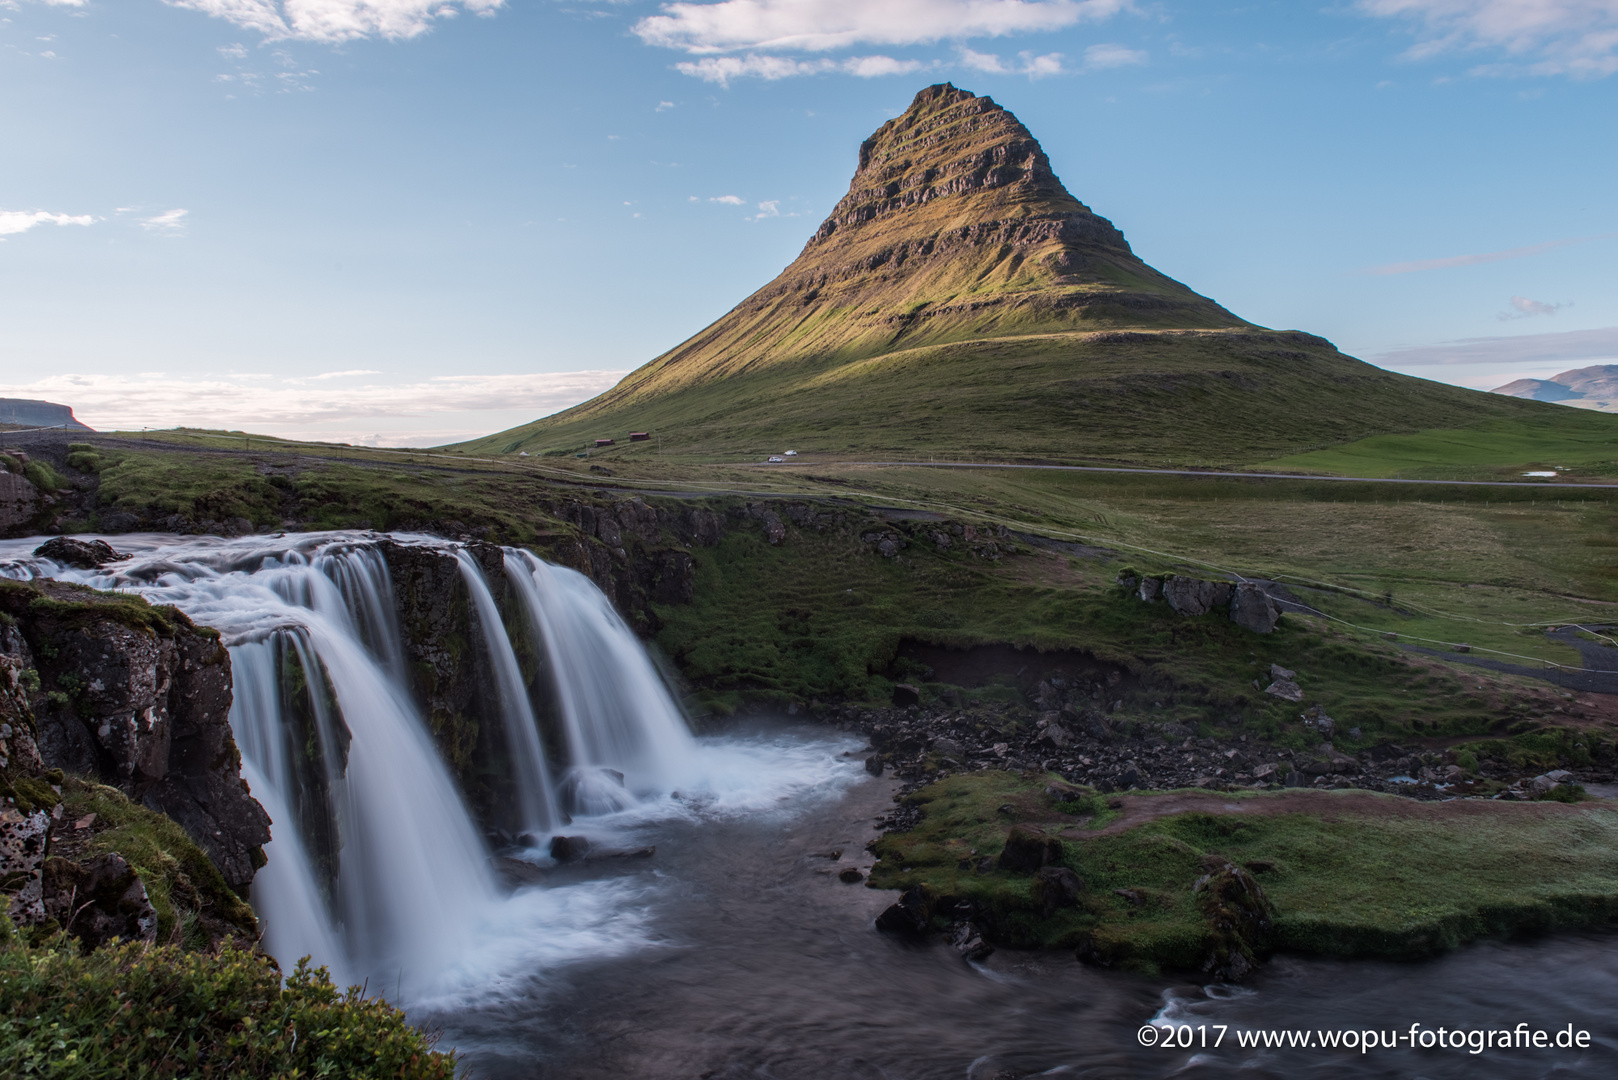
[1492,366,1618,413]
[462,84,1560,466]
[0,398,93,431]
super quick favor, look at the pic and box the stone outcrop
[997,823,1063,873]
[1162,576,1233,617]
[1229,583,1281,634]
[0,469,41,533]
[1119,572,1281,634]
[0,579,269,894]
[33,536,130,570]
[543,496,723,633]
[3,598,257,949]
[378,538,534,830]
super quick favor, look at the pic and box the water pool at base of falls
[5,532,1618,1079]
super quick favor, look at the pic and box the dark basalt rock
[0,471,43,533]
[1032,865,1085,916]
[549,834,592,862]
[2,580,269,893]
[32,537,131,569]
[1230,582,1281,634]
[45,852,159,949]
[1195,861,1274,981]
[875,884,935,936]
[996,824,1062,874]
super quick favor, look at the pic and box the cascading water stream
[455,550,561,833]
[504,549,698,813]
[3,534,501,988]
[1,530,861,1018]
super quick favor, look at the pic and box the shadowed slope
[462,85,1579,465]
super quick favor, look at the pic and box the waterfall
[505,550,698,814]
[455,550,561,833]
[0,531,705,993]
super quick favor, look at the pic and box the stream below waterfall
[4,531,1617,1079]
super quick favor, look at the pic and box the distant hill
[0,398,93,431]
[460,84,1578,466]
[1493,366,1618,414]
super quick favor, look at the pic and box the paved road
[12,427,1616,494]
[1406,626,1618,694]
[761,460,1618,490]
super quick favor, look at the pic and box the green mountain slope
[460,84,1595,466]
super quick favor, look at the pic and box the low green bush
[64,450,104,473]
[22,461,69,492]
[0,936,455,1079]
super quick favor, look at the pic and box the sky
[2,0,1616,446]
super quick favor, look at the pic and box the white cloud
[141,208,189,232]
[164,0,506,44]
[1362,231,1615,274]
[1500,294,1571,320]
[753,199,780,217]
[656,99,677,110]
[676,54,824,81]
[842,53,925,76]
[637,0,1129,54]
[959,45,1067,74]
[676,52,927,83]
[1082,41,1144,68]
[309,368,384,379]
[0,370,628,447]
[218,42,248,58]
[0,209,93,237]
[1357,0,1618,78]
[1371,325,1618,366]
[959,46,1010,71]
[709,194,746,204]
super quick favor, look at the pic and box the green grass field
[869,773,1618,973]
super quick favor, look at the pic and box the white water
[505,550,699,813]
[0,531,862,1005]
[456,550,562,832]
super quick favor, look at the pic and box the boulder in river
[946,919,994,961]
[1194,861,1274,981]
[550,834,592,862]
[32,536,131,569]
[875,884,934,936]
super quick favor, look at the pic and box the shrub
[64,451,103,473]
[22,460,69,492]
[0,937,456,1079]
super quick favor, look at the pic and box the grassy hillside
[453,83,1605,467]
[464,328,1565,466]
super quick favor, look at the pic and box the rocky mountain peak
[805,83,1128,256]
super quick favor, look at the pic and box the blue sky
[2,0,1615,444]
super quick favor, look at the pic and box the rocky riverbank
[816,685,1613,810]
[1,575,264,948]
